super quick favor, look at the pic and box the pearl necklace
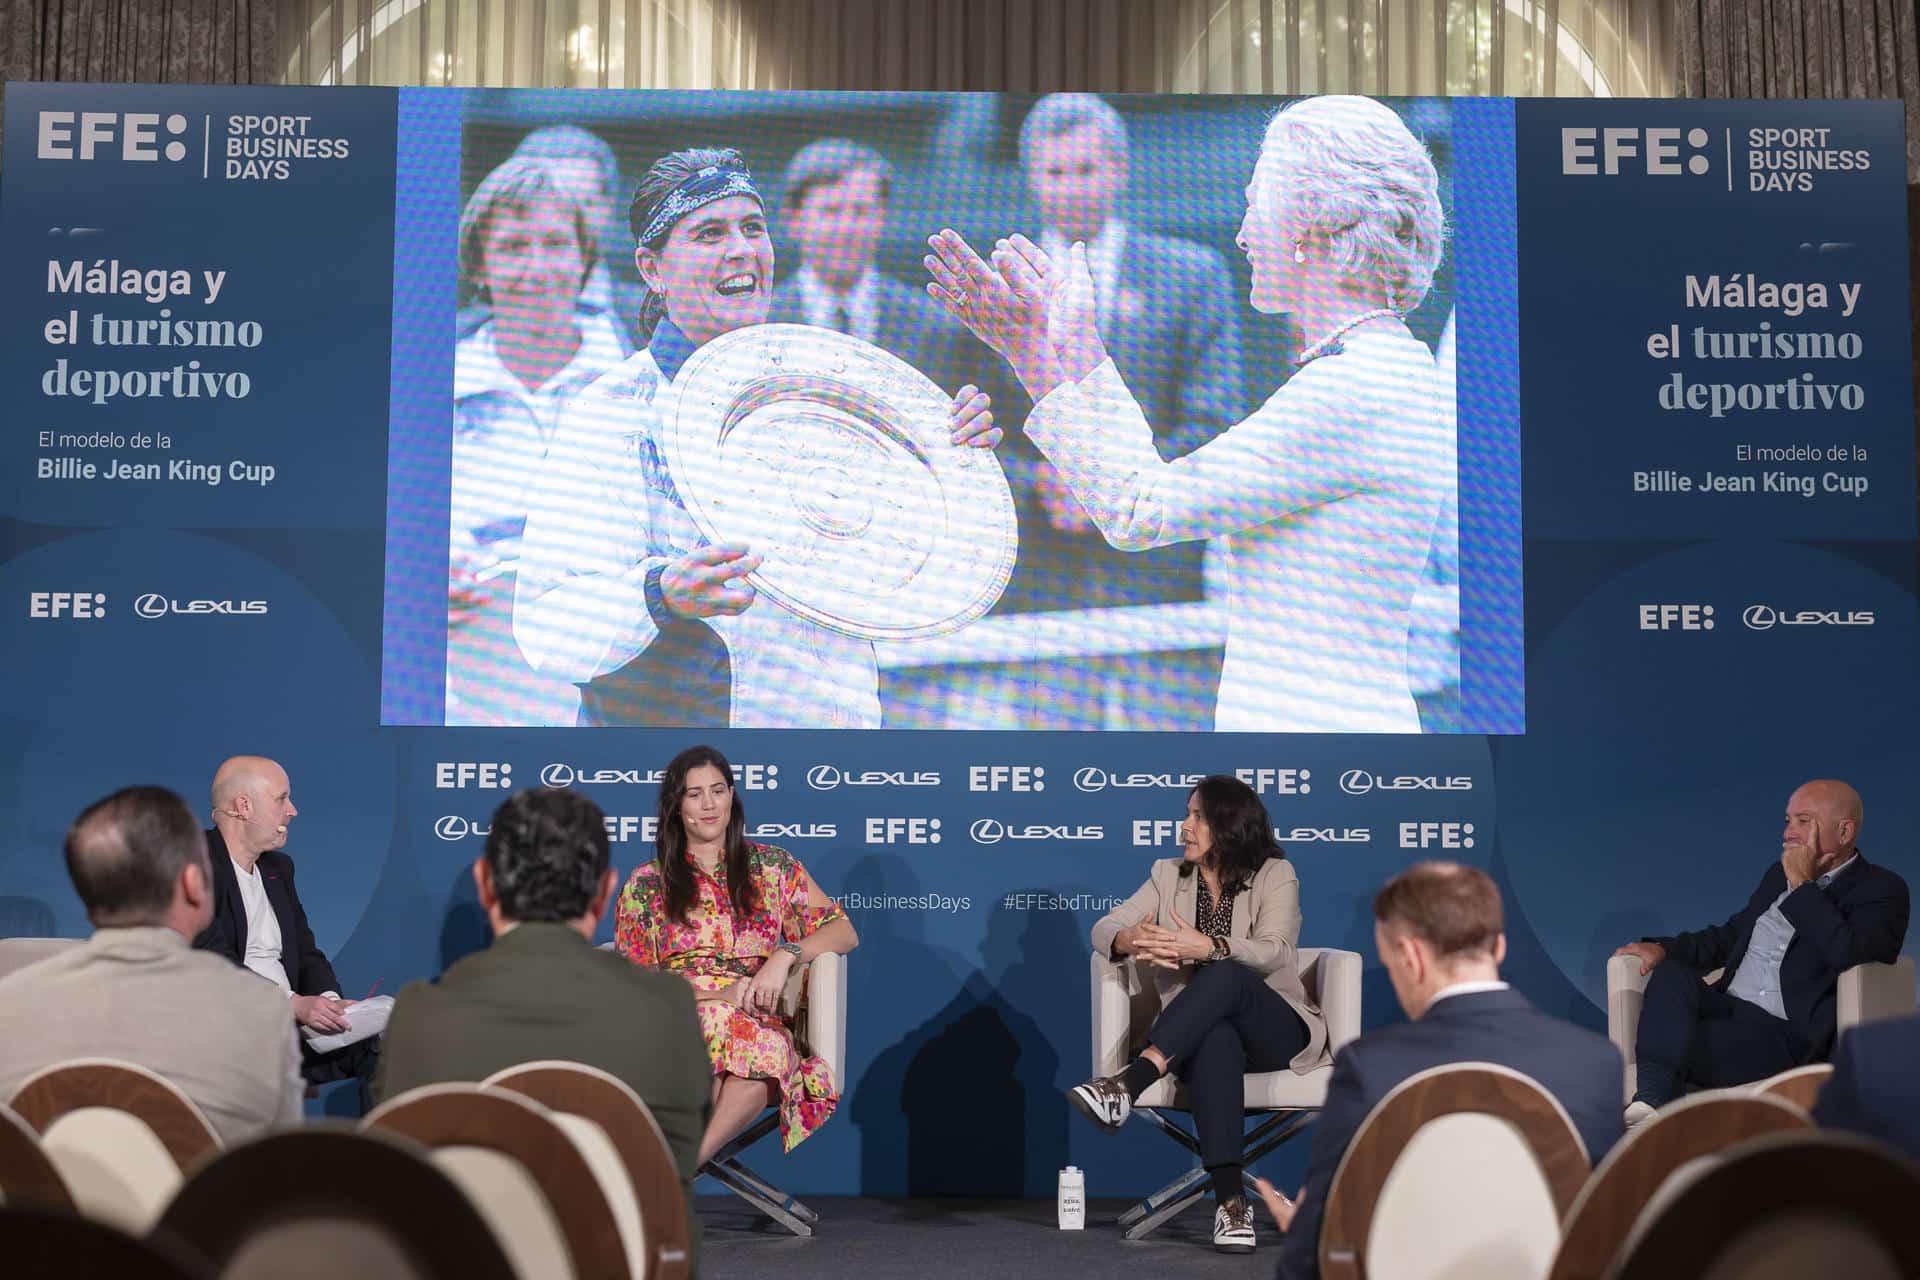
[1296,307,1401,365]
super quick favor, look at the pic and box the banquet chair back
[484,1060,687,1280]
[7,1058,218,1233]
[1610,1131,1920,1280]
[1750,1063,1832,1112]
[1547,1091,1808,1280]
[364,1083,627,1279]
[157,1127,519,1280]
[0,1102,74,1214]
[1320,1062,1587,1280]
[0,1204,211,1279]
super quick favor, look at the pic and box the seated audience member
[375,786,711,1261]
[1069,775,1328,1253]
[195,755,381,1110]
[1812,1012,1920,1162]
[0,786,302,1144]
[1613,779,1909,1126]
[615,745,859,1165]
[1263,861,1622,1280]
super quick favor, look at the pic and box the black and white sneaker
[1213,1197,1256,1253]
[1066,1075,1132,1133]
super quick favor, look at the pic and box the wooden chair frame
[1547,1091,1807,1280]
[363,1084,628,1278]
[0,1102,75,1214]
[1319,1063,1589,1280]
[484,1060,691,1280]
[1751,1062,1833,1112]
[156,1126,519,1280]
[7,1058,219,1174]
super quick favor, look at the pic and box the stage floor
[699,1196,1282,1278]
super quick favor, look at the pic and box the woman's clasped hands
[1129,908,1215,969]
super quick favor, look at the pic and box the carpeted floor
[699,1196,1282,1278]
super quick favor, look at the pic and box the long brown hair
[1177,774,1283,889]
[626,146,751,341]
[655,744,759,924]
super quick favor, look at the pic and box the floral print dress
[615,842,845,1151]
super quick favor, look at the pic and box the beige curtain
[1675,0,1920,181]
[276,0,1672,96]
[1,0,276,84]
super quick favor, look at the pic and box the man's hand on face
[291,994,351,1034]
[1781,830,1821,889]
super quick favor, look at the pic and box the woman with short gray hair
[930,95,1454,733]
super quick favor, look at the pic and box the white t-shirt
[231,857,291,992]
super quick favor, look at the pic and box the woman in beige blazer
[1072,774,1328,1252]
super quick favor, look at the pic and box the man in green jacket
[375,786,711,1267]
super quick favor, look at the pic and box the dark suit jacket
[1813,1013,1920,1162]
[194,829,341,997]
[1005,227,1245,611]
[1276,988,1623,1280]
[1651,854,1909,1060]
[767,268,978,396]
[373,923,713,1265]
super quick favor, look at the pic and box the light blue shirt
[1727,854,1858,1018]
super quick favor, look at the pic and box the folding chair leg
[712,1155,819,1224]
[1117,1107,1320,1241]
[702,1159,816,1237]
[1120,1164,1211,1238]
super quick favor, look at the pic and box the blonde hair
[1259,96,1446,312]
[457,155,597,300]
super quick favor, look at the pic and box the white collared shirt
[1429,979,1510,1006]
[230,856,291,993]
[794,266,881,344]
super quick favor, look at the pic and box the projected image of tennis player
[929,96,1453,733]
[513,147,1001,727]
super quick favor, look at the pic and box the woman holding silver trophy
[514,147,1006,727]
[929,95,1454,734]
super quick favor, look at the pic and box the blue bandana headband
[637,164,763,249]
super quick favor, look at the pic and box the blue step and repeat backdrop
[1,85,1914,1198]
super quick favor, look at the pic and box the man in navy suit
[768,137,982,398]
[1263,862,1623,1280]
[1813,1013,1920,1162]
[1614,779,1909,1125]
[194,755,380,1110]
[1007,94,1245,726]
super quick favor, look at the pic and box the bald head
[66,786,212,933]
[1785,778,1862,874]
[211,755,297,860]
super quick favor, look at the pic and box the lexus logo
[134,593,168,619]
[541,763,575,788]
[807,765,843,790]
[434,816,479,841]
[1743,605,1777,631]
[1339,769,1374,795]
[970,819,1005,845]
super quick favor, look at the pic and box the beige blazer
[1090,856,1329,1072]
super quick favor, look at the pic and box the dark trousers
[1633,963,1805,1106]
[1145,960,1311,1171]
[303,1037,381,1115]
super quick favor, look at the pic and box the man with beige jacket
[0,785,304,1145]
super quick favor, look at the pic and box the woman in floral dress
[616,744,859,1160]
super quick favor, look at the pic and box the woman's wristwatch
[777,941,804,962]
[1206,936,1230,964]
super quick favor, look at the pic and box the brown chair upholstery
[7,1058,219,1232]
[1319,1062,1589,1280]
[1610,1131,1920,1280]
[156,1127,518,1280]
[0,1103,74,1214]
[1548,1092,1808,1280]
[1751,1063,1833,1113]
[0,1204,211,1279]
[483,1060,690,1280]
[363,1083,628,1279]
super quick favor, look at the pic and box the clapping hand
[1253,1177,1300,1233]
[947,383,1001,449]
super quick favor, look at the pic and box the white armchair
[1606,954,1916,1104]
[1092,946,1363,1239]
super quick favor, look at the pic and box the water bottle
[1057,1165,1086,1229]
